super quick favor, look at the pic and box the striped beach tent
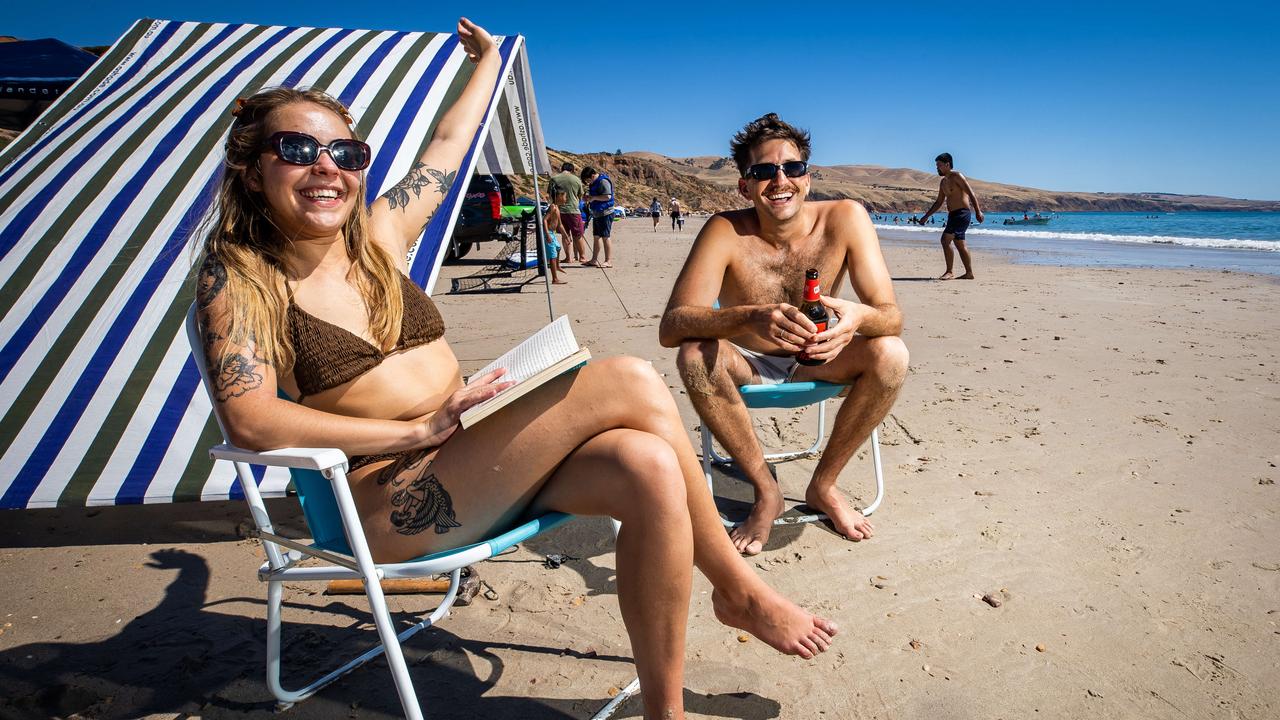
[0,19,548,509]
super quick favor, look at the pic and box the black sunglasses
[266,131,371,171]
[742,160,809,181]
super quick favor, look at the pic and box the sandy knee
[868,336,910,387]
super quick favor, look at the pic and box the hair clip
[340,109,355,126]
[231,98,247,117]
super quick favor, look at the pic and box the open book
[460,315,591,428]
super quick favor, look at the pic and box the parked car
[513,196,551,216]
[449,173,515,259]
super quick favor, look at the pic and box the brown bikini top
[288,274,444,400]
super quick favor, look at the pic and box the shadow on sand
[0,545,781,719]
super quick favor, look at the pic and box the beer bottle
[796,268,829,366]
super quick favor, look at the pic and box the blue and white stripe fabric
[0,19,547,509]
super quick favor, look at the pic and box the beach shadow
[704,463,806,549]
[0,499,309,549]
[605,689,781,719]
[891,276,938,282]
[0,547,659,720]
[520,517,620,598]
[517,463,815,600]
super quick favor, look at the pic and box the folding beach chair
[185,306,639,719]
[700,380,886,528]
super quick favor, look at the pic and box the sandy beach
[2,216,1277,719]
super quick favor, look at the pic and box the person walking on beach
[670,197,683,231]
[582,166,615,268]
[650,197,662,231]
[549,161,587,263]
[661,113,908,555]
[919,152,983,280]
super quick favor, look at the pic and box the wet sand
[2,216,1277,719]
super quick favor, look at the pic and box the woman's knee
[612,433,688,518]
[596,355,675,412]
[868,336,910,387]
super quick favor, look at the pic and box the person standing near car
[582,166,615,268]
[549,161,587,263]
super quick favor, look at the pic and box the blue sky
[8,1,1279,200]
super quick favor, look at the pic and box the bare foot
[805,484,874,541]
[599,262,613,268]
[583,260,600,267]
[553,279,568,284]
[938,271,955,280]
[712,586,838,659]
[729,483,784,555]
[958,272,975,279]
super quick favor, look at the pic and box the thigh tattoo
[376,451,461,536]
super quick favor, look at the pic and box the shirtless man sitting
[919,152,984,280]
[659,113,908,555]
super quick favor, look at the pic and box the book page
[473,315,580,385]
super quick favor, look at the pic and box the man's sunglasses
[742,160,809,181]
[266,131,371,171]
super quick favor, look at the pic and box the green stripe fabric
[0,21,544,509]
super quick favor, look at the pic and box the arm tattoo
[196,257,227,311]
[211,349,266,402]
[382,162,456,211]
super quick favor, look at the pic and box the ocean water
[873,211,1280,275]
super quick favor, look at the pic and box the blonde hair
[195,87,403,373]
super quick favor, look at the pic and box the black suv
[448,173,515,259]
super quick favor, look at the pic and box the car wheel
[445,240,473,261]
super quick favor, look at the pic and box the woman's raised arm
[370,18,502,259]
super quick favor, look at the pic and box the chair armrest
[209,444,349,473]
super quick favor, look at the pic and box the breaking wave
[872,223,1280,252]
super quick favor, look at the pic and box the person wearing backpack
[581,165,615,268]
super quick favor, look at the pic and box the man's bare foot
[583,260,599,267]
[729,483,784,555]
[553,279,568,284]
[712,586,838,659]
[958,272,975,279]
[805,484,874,540]
[938,271,955,280]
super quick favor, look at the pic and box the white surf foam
[872,224,1280,252]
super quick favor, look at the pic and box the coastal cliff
[511,149,1280,214]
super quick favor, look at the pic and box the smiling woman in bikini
[193,18,835,719]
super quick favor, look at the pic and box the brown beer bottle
[796,268,829,366]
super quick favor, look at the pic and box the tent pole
[532,161,554,322]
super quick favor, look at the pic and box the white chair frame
[186,306,640,719]
[700,385,886,528]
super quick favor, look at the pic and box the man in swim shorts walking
[919,152,984,280]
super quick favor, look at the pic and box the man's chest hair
[727,241,844,306]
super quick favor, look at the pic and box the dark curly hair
[729,113,811,176]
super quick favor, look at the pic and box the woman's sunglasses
[266,131,371,171]
[743,160,809,181]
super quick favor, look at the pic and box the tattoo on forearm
[382,162,456,211]
[389,471,461,535]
